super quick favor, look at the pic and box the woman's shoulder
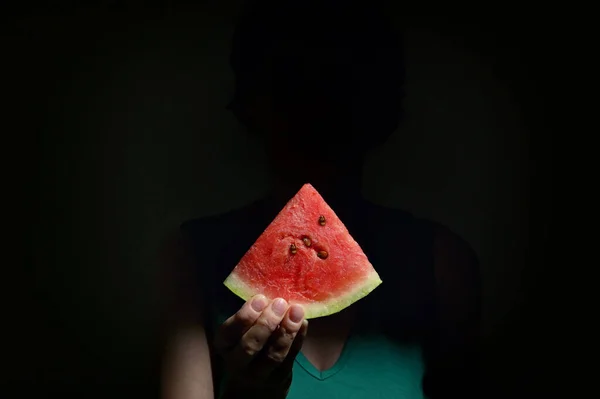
[363,202,479,300]
[368,202,476,255]
[362,201,438,249]
[180,198,269,241]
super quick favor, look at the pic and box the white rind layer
[223,269,382,319]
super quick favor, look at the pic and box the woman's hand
[214,295,308,397]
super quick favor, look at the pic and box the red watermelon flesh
[223,183,382,319]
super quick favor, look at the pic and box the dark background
[5,1,551,398]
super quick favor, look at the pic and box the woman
[161,1,481,398]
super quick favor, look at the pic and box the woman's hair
[229,0,406,153]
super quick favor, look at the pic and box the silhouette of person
[161,1,481,398]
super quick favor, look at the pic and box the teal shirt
[214,313,426,399]
[289,332,425,399]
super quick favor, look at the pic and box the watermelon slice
[224,183,382,319]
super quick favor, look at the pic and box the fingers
[270,318,308,384]
[214,294,268,353]
[279,318,308,372]
[252,304,307,379]
[224,298,290,372]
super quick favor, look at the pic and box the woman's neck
[268,164,365,218]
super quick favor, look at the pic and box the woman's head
[229,0,405,181]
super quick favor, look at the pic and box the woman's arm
[160,230,214,399]
[158,225,308,399]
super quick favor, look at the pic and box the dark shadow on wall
[5,2,551,398]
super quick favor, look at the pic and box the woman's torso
[182,197,438,398]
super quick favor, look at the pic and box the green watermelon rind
[223,269,383,319]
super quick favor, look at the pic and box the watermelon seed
[319,215,326,226]
[302,237,312,247]
[290,244,297,254]
[317,250,328,259]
